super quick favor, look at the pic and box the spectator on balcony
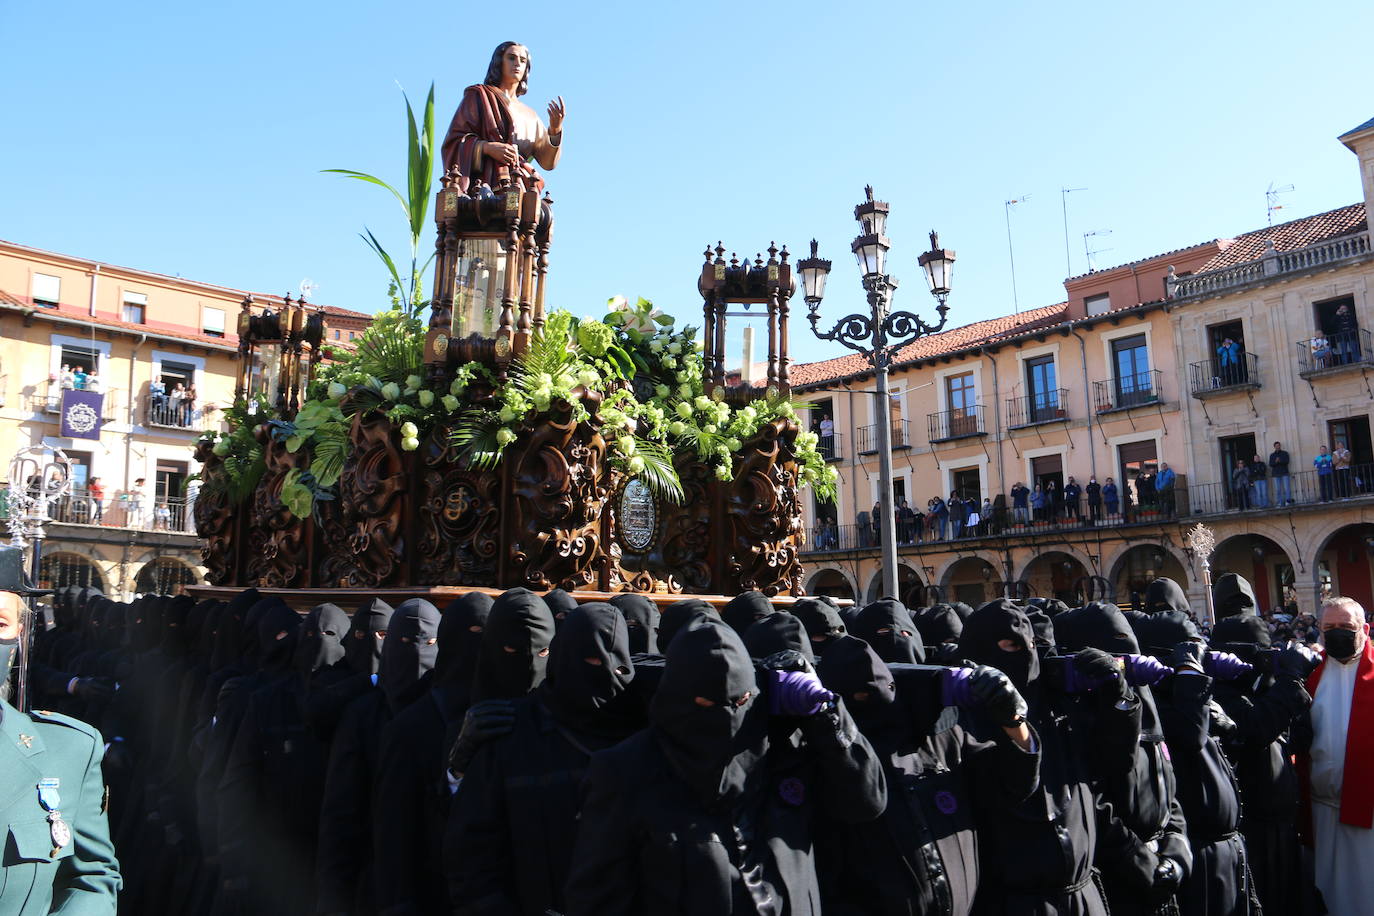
[153,501,171,530]
[85,370,101,393]
[1231,459,1252,511]
[1102,477,1119,516]
[979,497,995,536]
[1335,302,1360,364]
[1249,454,1269,508]
[1136,469,1156,512]
[88,477,104,524]
[129,477,147,527]
[949,492,967,539]
[1029,484,1046,523]
[871,500,882,547]
[150,376,166,410]
[897,500,914,544]
[59,364,75,390]
[1315,445,1335,502]
[1157,462,1178,518]
[1045,479,1061,520]
[962,497,981,538]
[72,365,88,390]
[818,412,834,453]
[1311,333,1333,370]
[186,477,200,533]
[1333,439,1354,498]
[1216,336,1242,385]
[169,383,186,425]
[929,496,948,541]
[1270,441,1293,505]
[1063,476,1081,522]
[1085,476,1102,524]
[1010,481,1030,525]
[183,384,198,426]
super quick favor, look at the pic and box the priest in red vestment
[442,42,564,194]
[1302,596,1374,913]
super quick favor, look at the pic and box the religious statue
[441,42,565,194]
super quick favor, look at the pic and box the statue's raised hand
[547,95,566,134]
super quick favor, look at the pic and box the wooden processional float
[192,166,812,609]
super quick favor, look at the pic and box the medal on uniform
[37,778,70,856]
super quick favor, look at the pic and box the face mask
[1324,627,1359,661]
[0,637,16,683]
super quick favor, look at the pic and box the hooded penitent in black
[471,588,556,702]
[658,599,716,652]
[1143,577,1191,616]
[544,587,580,629]
[446,603,641,915]
[380,598,442,712]
[295,603,349,678]
[789,597,846,654]
[743,613,815,664]
[957,599,1153,915]
[1055,601,1192,916]
[566,616,886,916]
[609,593,661,655]
[1136,611,1256,916]
[851,599,925,665]
[721,590,776,635]
[914,604,964,664]
[345,597,394,677]
[1212,572,1257,619]
[372,591,494,916]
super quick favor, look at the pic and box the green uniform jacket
[0,698,120,915]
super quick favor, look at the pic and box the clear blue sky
[3,0,1371,365]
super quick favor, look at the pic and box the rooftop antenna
[1083,230,1113,273]
[1061,187,1087,277]
[1266,182,1294,226]
[1005,194,1031,315]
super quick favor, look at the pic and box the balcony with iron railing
[1297,328,1374,377]
[1007,388,1069,428]
[145,396,216,432]
[927,405,986,443]
[857,420,911,455]
[1168,231,1372,300]
[1,485,198,534]
[1093,370,1163,413]
[21,387,121,422]
[1189,353,1260,398]
[816,432,843,462]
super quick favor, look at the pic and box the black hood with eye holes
[380,599,442,712]
[540,602,637,742]
[608,593,660,655]
[1144,577,1191,616]
[721,590,775,635]
[436,592,493,689]
[915,604,963,646]
[211,588,260,671]
[658,599,716,653]
[296,603,349,676]
[345,598,395,676]
[1055,602,1140,656]
[816,635,904,750]
[742,612,814,664]
[851,599,925,664]
[471,588,556,702]
[1212,573,1258,619]
[790,597,846,652]
[1210,613,1273,650]
[257,601,302,673]
[650,618,767,806]
[543,588,580,630]
[959,598,1039,690]
[1135,610,1201,657]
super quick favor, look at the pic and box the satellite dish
[299,278,319,301]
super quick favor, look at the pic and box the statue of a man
[441,42,565,194]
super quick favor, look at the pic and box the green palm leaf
[628,438,684,504]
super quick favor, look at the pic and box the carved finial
[730,252,739,269]
[767,241,779,263]
[780,244,790,263]
[284,292,294,307]
[809,239,819,257]
[755,253,764,268]
[864,185,874,202]
[715,242,726,263]
[928,230,940,249]
[704,244,714,263]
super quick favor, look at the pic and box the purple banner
[59,389,104,440]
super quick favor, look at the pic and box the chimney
[741,326,756,384]
[1339,116,1374,223]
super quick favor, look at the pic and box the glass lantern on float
[425,165,554,379]
[234,294,326,415]
[697,241,796,404]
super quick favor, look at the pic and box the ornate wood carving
[505,398,609,591]
[319,408,409,588]
[415,421,500,586]
[243,428,311,588]
[192,438,237,585]
[721,417,805,597]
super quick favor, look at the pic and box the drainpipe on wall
[88,264,101,317]
[980,348,1004,494]
[123,333,147,506]
[1070,326,1098,481]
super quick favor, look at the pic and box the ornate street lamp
[803,188,956,600]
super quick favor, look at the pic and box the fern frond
[450,412,504,469]
[630,438,684,505]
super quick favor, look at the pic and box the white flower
[405,374,422,392]
[655,384,670,398]
[617,437,636,456]
[606,295,629,311]
[327,381,347,399]
[703,424,718,435]
[669,421,687,436]
[627,456,645,474]
[715,463,732,481]
[450,378,466,396]
[578,369,600,388]
[499,404,518,423]
[675,402,693,419]
[496,428,516,446]
[694,396,712,412]
[400,422,419,439]
[418,390,435,407]
[668,342,682,355]
[677,384,692,398]
[661,356,676,369]
[401,437,420,452]
[649,339,664,354]
[381,382,401,401]
[442,395,460,412]
[726,438,741,451]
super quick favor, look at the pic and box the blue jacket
[1156,468,1176,490]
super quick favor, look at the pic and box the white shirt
[1310,653,1359,805]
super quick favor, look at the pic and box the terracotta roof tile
[0,290,238,349]
[1199,203,1366,271]
[790,303,1067,389]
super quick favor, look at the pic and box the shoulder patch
[28,708,103,738]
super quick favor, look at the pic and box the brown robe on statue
[441,83,544,194]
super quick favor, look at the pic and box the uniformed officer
[2,579,122,914]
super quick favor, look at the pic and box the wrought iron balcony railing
[1007,388,1069,428]
[927,405,985,442]
[1093,370,1163,413]
[1189,353,1260,397]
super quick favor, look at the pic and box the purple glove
[942,666,976,708]
[769,669,837,716]
[1204,651,1254,681]
[1123,654,1171,687]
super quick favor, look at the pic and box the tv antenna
[299,278,319,301]
[1004,194,1031,316]
[1061,187,1087,277]
[1083,230,1113,272]
[1266,182,1294,226]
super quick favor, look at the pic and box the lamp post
[799,187,955,600]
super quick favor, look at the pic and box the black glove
[1170,640,1207,673]
[759,649,815,675]
[71,676,115,702]
[447,699,516,775]
[1275,644,1321,682]
[968,666,1028,728]
[1207,699,1237,737]
[1152,857,1183,900]
[1073,647,1127,697]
